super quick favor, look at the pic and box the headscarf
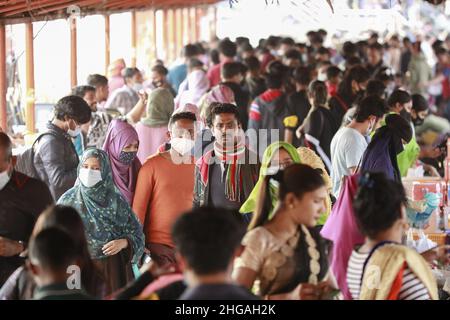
[103,119,141,204]
[240,142,300,215]
[57,148,145,264]
[198,84,235,123]
[360,113,412,182]
[175,70,210,109]
[141,88,174,127]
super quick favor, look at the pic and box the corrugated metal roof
[0,0,219,23]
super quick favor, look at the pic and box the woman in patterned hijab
[58,148,144,294]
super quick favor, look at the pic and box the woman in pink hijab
[175,69,210,109]
[103,118,141,205]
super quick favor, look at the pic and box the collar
[261,89,283,102]
[34,283,86,299]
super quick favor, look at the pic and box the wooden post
[211,5,217,40]
[70,17,77,88]
[25,22,35,133]
[162,9,169,62]
[0,23,6,132]
[168,9,176,64]
[152,10,157,60]
[175,8,183,58]
[190,7,196,43]
[183,8,190,45]
[104,14,110,76]
[131,10,137,68]
[195,7,201,42]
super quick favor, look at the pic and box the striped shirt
[347,249,431,300]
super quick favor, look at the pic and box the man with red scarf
[193,103,259,213]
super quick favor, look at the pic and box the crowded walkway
[1,21,450,301]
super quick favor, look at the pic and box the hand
[423,164,440,177]
[421,245,450,266]
[0,237,24,257]
[299,283,321,300]
[102,239,128,256]
[138,91,148,105]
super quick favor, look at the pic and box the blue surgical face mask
[119,151,137,165]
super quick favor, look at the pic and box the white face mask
[79,168,102,188]
[133,83,144,92]
[171,137,195,155]
[67,124,82,138]
[317,72,327,82]
[0,169,11,190]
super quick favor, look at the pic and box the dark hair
[280,37,295,46]
[435,47,448,56]
[354,95,386,122]
[346,56,362,68]
[172,206,246,275]
[208,103,239,126]
[183,44,199,58]
[151,64,169,76]
[326,66,342,80]
[168,111,197,129]
[122,67,139,79]
[366,79,386,98]
[188,58,204,70]
[53,95,92,124]
[250,164,325,230]
[240,42,254,53]
[29,227,78,272]
[87,74,108,87]
[37,205,102,296]
[210,49,220,65]
[243,56,260,72]
[311,33,324,45]
[235,36,250,47]
[353,172,407,239]
[317,47,330,56]
[221,62,244,80]
[338,65,370,98]
[342,41,357,58]
[317,29,327,37]
[411,94,428,112]
[284,49,302,61]
[368,42,383,52]
[0,132,12,161]
[265,36,281,49]
[218,39,237,58]
[71,85,95,98]
[308,80,328,107]
[265,72,283,89]
[293,66,311,86]
[387,89,411,108]
[266,60,289,77]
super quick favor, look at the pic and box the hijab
[103,119,141,204]
[141,88,174,127]
[57,148,144,263]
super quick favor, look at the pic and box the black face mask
[412,116,425,127]
[400,109,412,123]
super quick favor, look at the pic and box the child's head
[172,207,246,282]
[28,227,78,287]
[353,172,408,241]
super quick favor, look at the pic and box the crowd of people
[0,29,450,300]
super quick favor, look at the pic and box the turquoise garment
[73,133,84,157]
[58,148,144,264]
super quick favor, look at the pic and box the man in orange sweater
[132,111,197,267]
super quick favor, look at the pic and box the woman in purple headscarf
[103,118,141,205]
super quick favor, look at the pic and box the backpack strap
[360,241,397,286]
[334,94,349,112]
